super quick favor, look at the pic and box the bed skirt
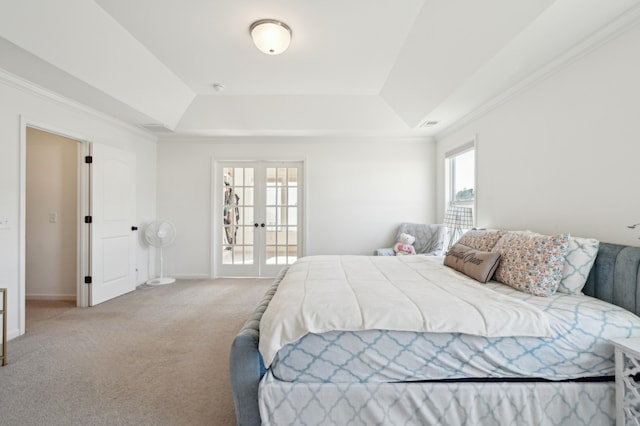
[259,372,614,426]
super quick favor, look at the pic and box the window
[445,141,475,207]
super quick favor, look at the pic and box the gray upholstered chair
[375,223,446,256]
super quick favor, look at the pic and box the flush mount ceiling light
[250,19,292,55]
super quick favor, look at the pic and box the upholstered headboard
[583,242,640,316]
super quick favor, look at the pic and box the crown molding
[435,4,640,141]
[156,131,436,144]
[0,68,157,142]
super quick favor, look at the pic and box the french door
[215,161,303,277]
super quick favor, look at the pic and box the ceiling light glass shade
[250,19,292,55]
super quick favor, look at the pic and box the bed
[230,233,640,426]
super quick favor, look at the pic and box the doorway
[19,120,139,335]
[25,128,79,313]
[215,161,304,277]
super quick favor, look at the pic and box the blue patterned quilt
[270,282,640,383]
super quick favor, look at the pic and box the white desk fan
[144,220,176,285]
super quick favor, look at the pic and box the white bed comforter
[259,255,554,367]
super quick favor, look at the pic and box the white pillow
[558,236,599,294]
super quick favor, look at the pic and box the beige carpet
[0,278,272,426]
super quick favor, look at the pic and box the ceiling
[1,0,639,138]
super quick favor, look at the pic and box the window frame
[445,139,476,211]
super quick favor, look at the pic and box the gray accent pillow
[444,243,502,283]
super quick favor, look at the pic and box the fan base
[146,277,176,286]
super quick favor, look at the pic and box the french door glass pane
[222,167,254,265]
[265,167,298,265]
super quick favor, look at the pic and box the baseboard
[26,294,76,301]
[174,274,210,280]
[7,328,22,341]
[144,274,210,281]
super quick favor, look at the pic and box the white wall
[0,71,157,340]
[436,22,640,246]
[156,136,436,278]
[26,128,77,300]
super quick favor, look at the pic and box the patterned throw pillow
[444,243,502,283]
[557,236,599,294]
[458,229,507,251]
[491,232,570,297]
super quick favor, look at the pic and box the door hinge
[84,216,92,224]
[84,276,92,284]
[85,155,93,164]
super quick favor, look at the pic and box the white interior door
[216,161,303,277]
[89,143,137,306]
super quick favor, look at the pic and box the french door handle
[254,223,266,228]
[254,223,259,228]
[261,223,265,228]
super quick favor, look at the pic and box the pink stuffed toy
[393,233,416,256]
